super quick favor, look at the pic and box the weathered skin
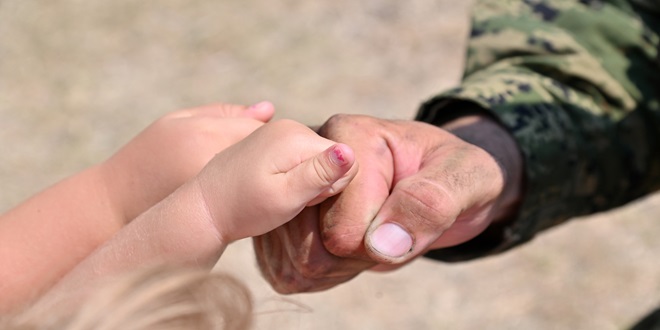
[420,0,660,260]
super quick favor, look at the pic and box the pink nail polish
[329,145,347,166]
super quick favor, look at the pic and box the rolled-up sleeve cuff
[416,74,584,261]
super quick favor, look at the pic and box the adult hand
[253,112,523,293]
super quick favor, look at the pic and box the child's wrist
[190,176,233,245]
[96,160,133,226]
[166,178,230,264]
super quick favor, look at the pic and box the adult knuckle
[323,113,352,128]
[318,202,370,258]
[320,114,377,138]
[396,179,460,232]
[321,227,364,258]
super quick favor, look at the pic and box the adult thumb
[364,175,463,264]
[285,143,357,207]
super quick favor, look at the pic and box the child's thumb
[286,143,357,206]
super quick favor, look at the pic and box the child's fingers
[285,143,357,206]
[175,101,275,122]
[243,101,275,122]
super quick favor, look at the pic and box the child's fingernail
[369,223,413,258]
[329,145,347,166]
[248,101,272,110]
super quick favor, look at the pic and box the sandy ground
[0,1,659,329]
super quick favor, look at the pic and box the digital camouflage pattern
[418,0,660,261]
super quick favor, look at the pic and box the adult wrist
[439,109,524,222]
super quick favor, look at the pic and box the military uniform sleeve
[419,0,660,261]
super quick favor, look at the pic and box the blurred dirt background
[1,1,659,329]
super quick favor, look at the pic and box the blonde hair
[2,265,252,330]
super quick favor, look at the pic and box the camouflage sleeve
[418,0,660,261]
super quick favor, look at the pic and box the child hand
[26,120,356,296]
[101,102,274,223]
[194,119,358,243]
[0,102,275,311]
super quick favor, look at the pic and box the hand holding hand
[254,113,523,293]
[38,119,358,303]
[194,119,358,243]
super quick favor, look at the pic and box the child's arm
[0,102,273,312]
[44,120,357,299]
